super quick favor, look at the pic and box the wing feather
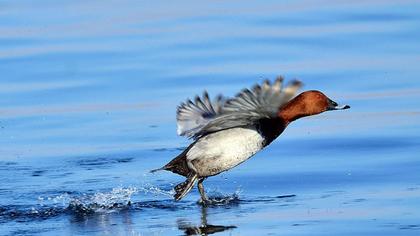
[176,77,303,139]
[176,91,225,137]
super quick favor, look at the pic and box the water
[1,0,420,235]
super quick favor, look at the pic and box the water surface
[1,0,420,235]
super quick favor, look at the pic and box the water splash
[67,187,138,214]
[1,185,245,223]
[200,189,242,206]
[38,192,72,208]
[138,183,174,197]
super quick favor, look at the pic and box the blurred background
[1,0,420,235]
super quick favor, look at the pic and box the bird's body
[187,127,264,177]
[152,77,349,203]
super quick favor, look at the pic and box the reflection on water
[177,207,236,236]
[70,210,137,236]
[68,198,239,236]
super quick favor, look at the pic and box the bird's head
[278,90,350,122]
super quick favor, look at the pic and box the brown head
[278,90,350,123]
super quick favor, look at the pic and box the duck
[152,76,350,203]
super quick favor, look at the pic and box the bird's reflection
[177,206,236,235]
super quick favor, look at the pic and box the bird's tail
[150,167,164,173]
[174,173,198,201]
[150,148,190,176]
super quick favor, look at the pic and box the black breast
[257,118,287,146]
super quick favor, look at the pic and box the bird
[152,76,350,203]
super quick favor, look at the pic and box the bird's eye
[328,99,338,107]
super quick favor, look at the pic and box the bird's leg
[197,178,209,204]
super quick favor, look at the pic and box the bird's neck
[258,117,288,146]
[278,99,314,124]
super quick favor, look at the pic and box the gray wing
[176,91,225,137]
[176,77,303,139]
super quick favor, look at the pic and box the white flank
[186,127,264,176]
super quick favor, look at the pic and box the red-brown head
[278,90,350,123]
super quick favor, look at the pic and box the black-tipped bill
[327,99,350,111]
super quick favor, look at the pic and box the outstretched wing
[176,91,225,137]
[176,77,303,139]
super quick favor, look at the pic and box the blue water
[1,0,420,235]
